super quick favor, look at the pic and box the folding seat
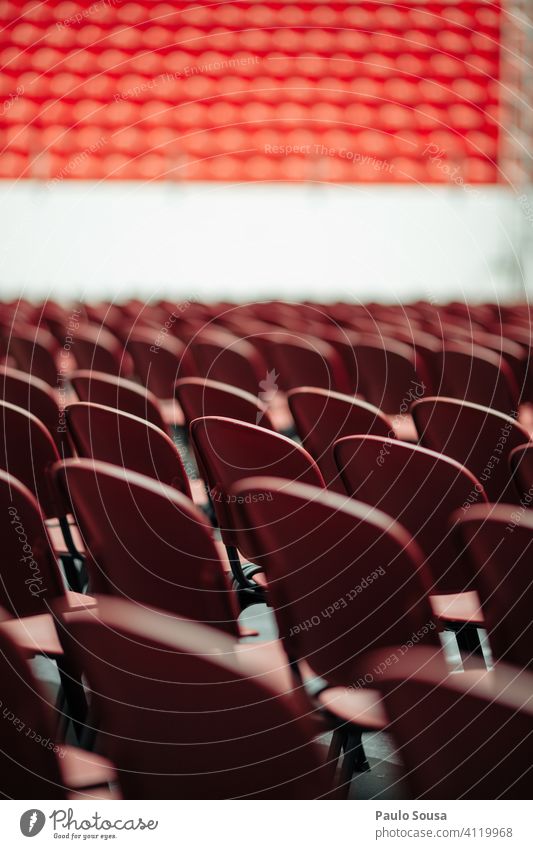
[9,326,59,386]
[126,327,196,400]
[175,377,275,430]
[335,435,486,596]
[373,646,533,798]
[188,329,266,396]
[0,616,115,799]
[412,397,530,504]
[334,435,487,656]
[509,442,533,503]
[472,332,527,399]
[65,402,193,499]
[457,504,533,669]
[288,387,393,491]
[54,459,250,637]
[436,343,520,417]
[232,476,438,773]
[70,323,132,378]
[0,400,83,566]
[255,332,351,395]
[70,369,168,433]
[190,416,325,595]
[0,365,71,457]
[56,597,331,799]
[352,336,428,415]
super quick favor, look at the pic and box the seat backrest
[189,331,265,396]
[190,416,325,549]
[59,596,328,799]
[0,617,68,798]
[0,469,66,617]
[175,377,275,430]
[126,328,196,399]
[509,442,533,504]
[70,369,168,433]
[436,343,520,416]
[65,402,191,498]
[352,338,427,414]
[412,397,530,504]
[71,323,128,377]
[9,327,58,386]
[254,332,350,394]
[232,477,438,686]
[335,435,487,594]
[0,399,61,518]
[53,459,238,633]
[374,646,533,799]
[457,503,533,669]
[288,387,392,491]
[0,365,70,457]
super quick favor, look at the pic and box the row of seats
[0,296,532,798]
[0,1,500,181]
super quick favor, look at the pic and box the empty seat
[65,402,192,498]
[0,365,71,457]
[53,459,241,635]
[56,596,331,798]
[288,387,393,491]
[0,615,114,798]
[70,369,169,433]
[374,646,533,799]
[412,397,531,504]
[175,377,275,430]
[457,504,533,669]
[334,435,487,598]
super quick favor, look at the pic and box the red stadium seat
[436,343,520,417]
[190,415,324,594]
[57,596,331,799]
[65,402,192,499]
[412,397,531,505]
[70,369,169,433]
[374,646,533,799]
[457,504,533,670]
[175,377,275,430]
[0,365,71,457]
[288,387,393,491]
[53,459,240,635]
[0,616,114,799]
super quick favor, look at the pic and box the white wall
[0,180,524,303]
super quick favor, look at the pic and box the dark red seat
[53,459,241,635]
[412,397,531,504]
[71,323,131,378]
[189,330,266,397]
[70,369,168,433]
[9,326,59,386]
[0,365,71,457]
[175,377,275,430]
[509,442,533,504]
[0,616,115,799]
[288,387,393,491]
[65,402,192,498]
[190,416,324,593]
[334,435,487,596]
[352,337,428,415]
[57,596,331,799]
[374,646,533,798]
[253,332,350,394]
[457,504,533,669]
[126,327,196,400]
[436,343,520,417]
[232,477,438,686]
